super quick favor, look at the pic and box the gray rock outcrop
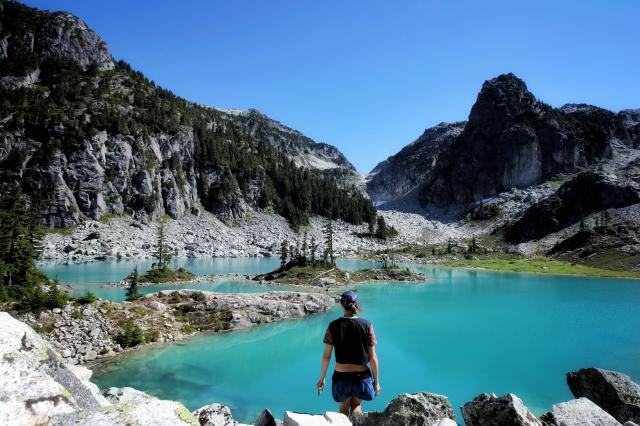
[567,368,640,424]
[461,393,543,426]
[254,409,280,426]
[366,122,465,204]
[283,411,351,426]
[20,302,119,365]
[193,403,251,426]
[418,73,638,209]
[0,311,198,426]
[151,290,335,330]
[351,392,456,426]
[548,398,622,426]
[38,12,115,71]
[506,172,640,243]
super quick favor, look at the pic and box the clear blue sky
[24,0,640,173]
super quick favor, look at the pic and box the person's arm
[317,344,333,395]
[369,345,381,395]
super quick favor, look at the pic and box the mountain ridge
[367,73,639,211]
[0,0,373,230]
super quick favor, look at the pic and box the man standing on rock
[316,291,381,417]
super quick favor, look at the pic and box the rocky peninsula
[19,290,334,365]
[2,312,640,426]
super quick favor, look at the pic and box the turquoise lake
[41,258,640,424]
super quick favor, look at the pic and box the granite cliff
[0,1,371,230]
[366,122,465,204]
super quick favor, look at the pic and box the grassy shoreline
[436,258,640,280]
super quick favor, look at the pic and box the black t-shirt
[323,317,377,366]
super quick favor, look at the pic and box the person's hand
[316,378,325,396]
[374,381,381,396]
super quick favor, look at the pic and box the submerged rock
[352,392,455,426]
[567,368,640,424]
[461,393,542,426]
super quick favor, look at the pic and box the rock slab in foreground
[461,393,543,426]
[0,312,199,426]
[255,409,281,426]
[351,392,456,426]
[567,367,640,424]
[283,411,351,426]
[192,402,253,426]
[550,398,622,426]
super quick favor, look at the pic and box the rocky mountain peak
[468,73,541,127]
[619,108,640,127]
[0,1,114,75]
[38,10,114,71]
[416,72,638,209]
[366,121,466,203]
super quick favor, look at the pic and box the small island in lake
[253,229,425,288]
[119,222,195,294]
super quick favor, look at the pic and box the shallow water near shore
[80,259,640,423]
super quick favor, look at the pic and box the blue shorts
[331,370,375,402]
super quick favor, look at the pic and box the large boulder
[461,393,542,426]
[352,392,456,426]
[100,387,201,425]
[0,312,202,425]
[0,311,108,425]
[566,368,640,424]
[192,403,239,426]
[254,409,281,426]
[283,411,351,426]
[549,398,622,426]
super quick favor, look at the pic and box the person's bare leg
[350,396,363,415]
[339,397,352,416]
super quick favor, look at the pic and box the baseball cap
[340,290,358,306]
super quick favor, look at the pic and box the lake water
[43,258,640,423]
[38,258,380,302]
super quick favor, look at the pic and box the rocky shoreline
[2,312,640,426]
[19,290,334,366]
[104,273,253,288]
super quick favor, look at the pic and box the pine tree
[323,220,335,265]
[279,240,289,268]
[0,189,46,304]
[368,215,376,236]
[579,217,586,232]
[375,216,386,239]
[469,236,478,254]
[447,238,453,254]
[126,266,141,301]
[152,221,172,270]
[309,235,319,266]
[302,232,308,261]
